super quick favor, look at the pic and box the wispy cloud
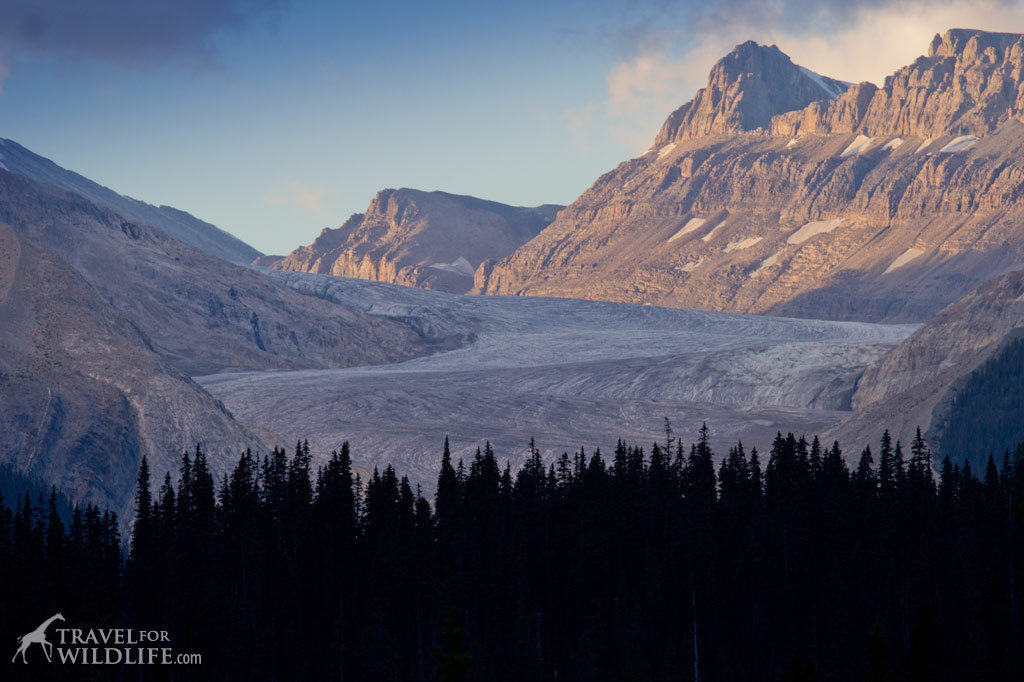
[562,103,600,153]
[569,0,1024,154]
[603,52,701,150]
[263,180,328,217]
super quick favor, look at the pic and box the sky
[2,0,1024,256]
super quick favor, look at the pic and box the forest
[1,425,1022,681]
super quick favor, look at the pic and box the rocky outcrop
[474,30,1024,323]
[270,189,560,294]
[656,41,849,144]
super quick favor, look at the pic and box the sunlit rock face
[474,30,1024,324]
[268,188,559,294]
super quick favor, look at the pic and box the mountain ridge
[771,28,1024,138]
[0,137,261,264]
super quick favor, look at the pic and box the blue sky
[1,0,1023,255]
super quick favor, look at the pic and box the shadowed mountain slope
[0,169,445,376]
[0,221,265,522]
[0,137,261,264]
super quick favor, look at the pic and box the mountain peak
[655,41,849,145]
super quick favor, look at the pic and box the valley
[198,271,915,490]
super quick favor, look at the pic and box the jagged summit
[774,28,1024,138]
[655,40,850,145]
[657,29,1024,145]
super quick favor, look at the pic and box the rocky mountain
[268,189,560,294]
[0,221,265,523]
[474,29,1024,323]
[0,137,261,264]
[829,267,1024,466]
[0,168,444,376]
[656,41,849,143]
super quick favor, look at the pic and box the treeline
[0,463,74,523]
[2,428,1024,681]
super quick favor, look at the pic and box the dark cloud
[0,0,285,64]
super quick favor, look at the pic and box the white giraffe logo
[12,613,64,664]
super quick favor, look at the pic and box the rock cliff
[772,29,1024,138]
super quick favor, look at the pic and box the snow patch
[680,259,704,272]
[751,251,784,276]
[798,66,848,98]
[883,248,924,274]
[939,135,978,153]
[657,142,678,160]
[787,218,843,245]
[914,138,934,154]
[786,138,798,149]
[882,138,904,151]
[429,256,475,277]
[724,237,762,253]
[840,135,873,158]
[668,217,706,243]
[702,221,726,243]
